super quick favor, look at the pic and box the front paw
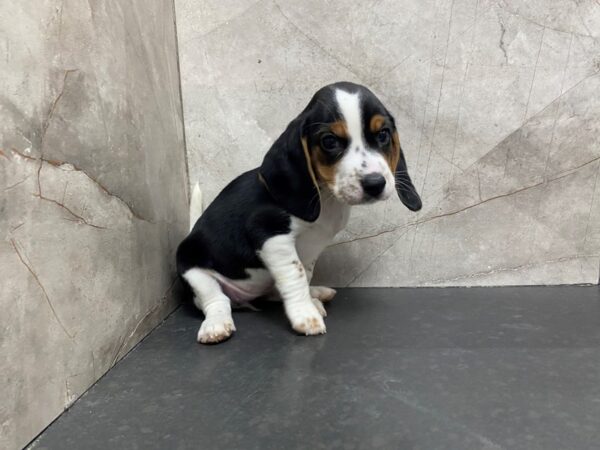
[287,303,326,335]
[309,286,337,303]
[197,315,236,344]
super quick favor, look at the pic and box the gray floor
[31,287,600,450]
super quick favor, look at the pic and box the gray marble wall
[176,0,600,286]
[0,2,188,448]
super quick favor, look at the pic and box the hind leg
[309,286,337,303]
[305,262,337,310]
[182,268,235,344]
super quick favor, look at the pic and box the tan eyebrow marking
[330,120,349,138]
[369,114,386,133]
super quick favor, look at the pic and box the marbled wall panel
[0,1,188,448]
[175,0,599,286]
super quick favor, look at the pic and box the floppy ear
[393,134,422,211]
[259,115,320,222]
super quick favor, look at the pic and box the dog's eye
[321,134,339,151]
[376,128,391,146]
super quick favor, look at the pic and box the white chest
[294,194,351,267]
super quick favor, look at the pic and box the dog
[176,82,422,344]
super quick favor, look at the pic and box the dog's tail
[189,182,203,231]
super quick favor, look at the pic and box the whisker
[394,179,412,189]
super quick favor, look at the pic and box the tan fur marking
[311,145,339,188]
[258,172,269,191]
[302,137,321,197]
[370,114,386,133]
[388,131,401,173]
[330,121,349,138]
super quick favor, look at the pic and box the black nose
[361,173,386,197]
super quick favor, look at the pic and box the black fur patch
[176,169,290,280]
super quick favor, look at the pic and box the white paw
[309,286,337,303]
[197,315,236,344]
[287,303,326,335]
[311,297,327,317]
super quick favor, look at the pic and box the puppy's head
[260,82,421,222]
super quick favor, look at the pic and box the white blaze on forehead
[331,88,396,204]
[334,89,365,148]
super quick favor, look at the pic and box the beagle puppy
[176,82,421,344]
